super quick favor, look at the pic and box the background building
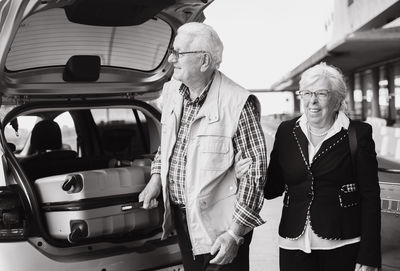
[272,0,400,126]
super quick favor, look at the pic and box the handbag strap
[348,121,358,179]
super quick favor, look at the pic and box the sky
[204,0,334,90]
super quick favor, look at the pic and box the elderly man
[139,22,267,271]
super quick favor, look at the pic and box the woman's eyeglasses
[297,89,330,101]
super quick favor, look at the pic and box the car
[0,0,212,270]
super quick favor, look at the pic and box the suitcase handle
[62,175,83,193]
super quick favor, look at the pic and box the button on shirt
[151,83,267,228]
[278,111,361,252]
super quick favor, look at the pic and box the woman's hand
[354,263,378,271]
[234,150,252,179]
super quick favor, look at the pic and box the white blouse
[278,111,361,252]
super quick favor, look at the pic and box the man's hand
[354,263,378,271]
[139,174,162,209]
[209,231,240,265]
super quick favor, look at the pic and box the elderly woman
[237,63,381,271]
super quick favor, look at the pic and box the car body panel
[0,0,212,101]
[0,101,180,270]
[0,239,181,271]
[0,1,214,270]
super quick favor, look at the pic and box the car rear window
[6,8,172,71]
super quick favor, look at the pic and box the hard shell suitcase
[380,181,400,270]
[34,165,162,243]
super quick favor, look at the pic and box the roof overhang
[272,26,400,90]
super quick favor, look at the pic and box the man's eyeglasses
[297,89,330,101]
[168,48,208,59]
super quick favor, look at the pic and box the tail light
[0,186,29,240]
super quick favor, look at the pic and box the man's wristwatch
[227,229,244,246]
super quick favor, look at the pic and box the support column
[360,73,367,121]
[386,63,396,126]
[346,74,355,116]
[371,67,381,118]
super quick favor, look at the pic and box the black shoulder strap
[348,121,358,179]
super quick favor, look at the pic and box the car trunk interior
[0,99,167,251]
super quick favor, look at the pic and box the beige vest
[159,71,260,255]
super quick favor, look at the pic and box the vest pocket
[198,189,236,210]
[201,139,229,153]
[199,137,231,170]
[198,191,236,241]
[338,183,360,208]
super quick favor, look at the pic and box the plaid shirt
[151,84,267,228]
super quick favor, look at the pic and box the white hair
[177,22,223,69]
[299,62,347,111]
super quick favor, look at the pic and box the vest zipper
[185,117,198,259]
[185,169,197,259]
[185,122,200,261]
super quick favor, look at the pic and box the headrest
[31,120,62,153]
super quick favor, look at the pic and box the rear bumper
[0,240,181,271]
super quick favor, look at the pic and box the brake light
[0,186,29,240]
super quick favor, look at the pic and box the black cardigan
[265,118,381,267]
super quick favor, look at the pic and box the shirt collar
[178,72,215,105]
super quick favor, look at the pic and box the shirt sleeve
[232,96,267,228]
[150,146,162,175]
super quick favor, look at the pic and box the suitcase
[380,181,400,271]
[34,165,162,243]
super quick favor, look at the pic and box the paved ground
[249,197,282,271]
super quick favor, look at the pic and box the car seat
[30,120,73,154]
[20,120,113,181]
[19,120,78,181]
